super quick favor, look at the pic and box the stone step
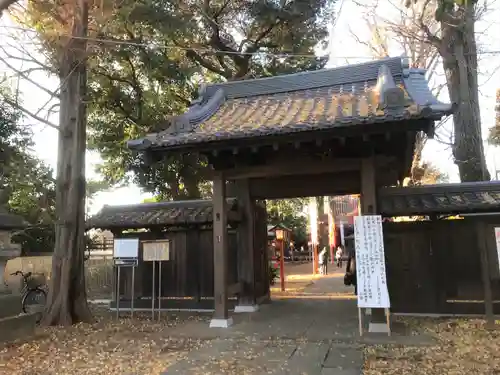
[0,294,23,319]
[0,313,37,344]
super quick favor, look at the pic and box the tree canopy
[0,84,57,254]
[407,162,448,186]
[267,198,309,246]
[19,0,335,200]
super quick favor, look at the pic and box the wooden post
[361,156,389,334]
[314,244,319,274]
[210,172,232,328]
[279,239,285,292]
[235,179,258,312]
[260,201,272,303]
[477,222,495,329]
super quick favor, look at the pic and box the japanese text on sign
[354,215,390,308]
[143,240,170,261]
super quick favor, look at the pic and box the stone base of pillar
[234,304,259,313]
[209,317,234,328]
[368,322,390,333]
[257,293,271,305]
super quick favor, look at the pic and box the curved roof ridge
[402,68,453,112]
[95,198,237,214]
[126,56,454,152]
[154,57,409,137]
[203,57,407,99]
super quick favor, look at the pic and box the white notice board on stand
[354,215,391,336]
[113,238,139,259]
[354,215,390,308]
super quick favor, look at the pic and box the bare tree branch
[3,96,59,130]
[0,42,58,75]
[351,0,451,182]
[0,50,59,99]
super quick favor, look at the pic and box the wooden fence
[5,250,115,300]
[384,218,500,315]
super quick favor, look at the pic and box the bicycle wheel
[22,288,47,321]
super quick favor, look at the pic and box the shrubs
[269,256,279,285]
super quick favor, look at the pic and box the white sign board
[494,227,500,270]
[143,240,170,261]
[113,238,139,259]
[354,215,390,308]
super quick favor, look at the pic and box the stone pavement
[162,264,433,374]
[164,338,362,374]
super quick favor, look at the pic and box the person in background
[318,247,327,275]
[344,246,357,295]
[335,245,344,268]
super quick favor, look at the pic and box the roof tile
[379,182,500,216]
[128,57,452,151]
[87,199,240,230]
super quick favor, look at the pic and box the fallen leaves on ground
[270,280,312,294]
[364,318,500,375]
[0,306,208,375]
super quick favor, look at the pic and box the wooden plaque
[143,240,170,261]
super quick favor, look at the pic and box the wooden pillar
[477,222,495,329]
[279,239,285,291]
[259,200,272,303]
[361,157,376,214]
[314,244,319,274]
[210,172,233,327]
[361,156,388,333]
[235,179,258,312]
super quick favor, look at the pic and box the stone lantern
[0,209,27,293]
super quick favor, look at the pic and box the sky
[2,0,500,215]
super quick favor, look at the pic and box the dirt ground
[364,318,500,375]
[2,261,498,375]
[0,306,209,375]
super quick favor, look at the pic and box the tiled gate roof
[87,199,240,230]
[128,57,452,152]
[378,181,500,216]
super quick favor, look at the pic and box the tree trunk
[440,5,489,182]
[42,0,93,326]
[410,131,426,185]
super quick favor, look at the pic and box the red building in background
[328,195,360,258]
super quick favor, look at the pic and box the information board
[113,238,139,259]
[353,215,390,309]
[143,240,170,261]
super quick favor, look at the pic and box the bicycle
[10,270,47,323]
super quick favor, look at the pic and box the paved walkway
[162,263,433,374]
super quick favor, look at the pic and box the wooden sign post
[314,244,319,275]
[276,229,286,292]
[113,238,139,319]
[353,215,391,336]
[279,240,285,291]
[142,240,170,321]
